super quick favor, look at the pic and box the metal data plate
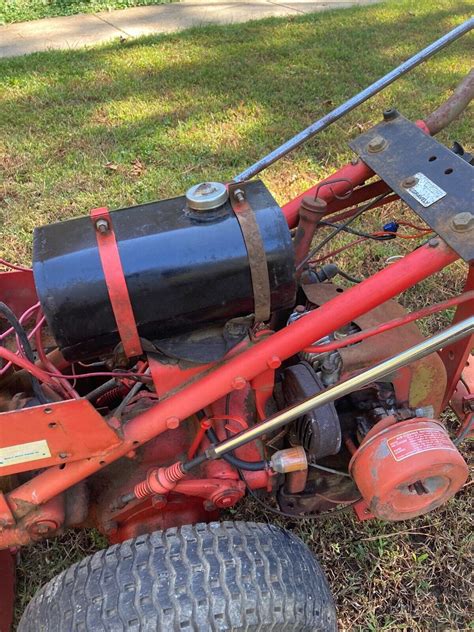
[350,114,474,262]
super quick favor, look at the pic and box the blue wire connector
[383,221,399,237]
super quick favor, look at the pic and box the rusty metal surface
[0,399,122,476]
[350,114,473,262]
[278,469,360,515]
[228,182,271,322]
[302,283,447,413]
[425,69,474,135]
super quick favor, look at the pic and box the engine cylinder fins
[283,362,341,460]
[349,417,468,521]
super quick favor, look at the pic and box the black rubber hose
[0,302,48,404]
[206,428,268,471]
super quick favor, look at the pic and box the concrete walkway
[0,0,378,58]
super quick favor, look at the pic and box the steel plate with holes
[0,399,122,475]
[350,113,473,262]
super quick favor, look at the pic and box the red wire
[43,370,153,381]
[0,344,150,385]
[397,220,432,232]
[0,346,55,384]
[310,237,368,264]
[372,230,433,240]
[310,227,433,264]
[0,259,31,272]
[34,311,80,399]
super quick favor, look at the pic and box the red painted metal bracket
[90,207,142,358]
[0,270,37,319]
[0,399,122,476]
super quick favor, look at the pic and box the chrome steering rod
[205,317,474,459]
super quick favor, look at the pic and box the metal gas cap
[185,181,228,211]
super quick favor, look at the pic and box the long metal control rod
[207,316,474,458]
[234,18,473,182]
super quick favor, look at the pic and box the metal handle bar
[234,18,473,182]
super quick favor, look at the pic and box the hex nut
[95,218,110,234]
[233,188,246,202]
[367,135,387,153]
[451,212,474,232]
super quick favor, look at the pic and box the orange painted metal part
[450,353,474,440]
[349,418,468,521]
[0,399,122,477]
[90,207,142,359]
[0,270,37,318]
[2,239,458,527]
[147,353,212,398]
[439,264,474,411]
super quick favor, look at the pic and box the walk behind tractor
[0,18,473,632]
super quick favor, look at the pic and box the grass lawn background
[1,0,473,628]
[0,0,175,24]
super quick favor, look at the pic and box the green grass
[1,0,473,628]
[0,0,175,25]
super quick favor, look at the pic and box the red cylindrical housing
[349,418,468,521]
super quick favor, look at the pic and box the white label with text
[0,439,51,467]
[405,172,446,207]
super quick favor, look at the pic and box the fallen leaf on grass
[104,161,119,172]
[130,158,145,177]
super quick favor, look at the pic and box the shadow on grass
[1,1,472,181]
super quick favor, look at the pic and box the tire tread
[19,521,337,632]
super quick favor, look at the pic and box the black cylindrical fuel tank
[33,180,296,360]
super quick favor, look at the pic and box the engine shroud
[33,180,296,360]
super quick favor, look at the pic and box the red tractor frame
[0,19,473,632]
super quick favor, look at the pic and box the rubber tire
[18,521,337,632]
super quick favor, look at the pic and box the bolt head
[152,494,167,509]
[95,218,110,234]
[367,135,387,153]
[267,355,281,370]
[401,176,418,189]
[166,416,180,429]
[233,188,245,203]
[231,376,247,390]
[451,212,474,232]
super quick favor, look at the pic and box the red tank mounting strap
[228,182,271,322]
[90,207,143,358]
